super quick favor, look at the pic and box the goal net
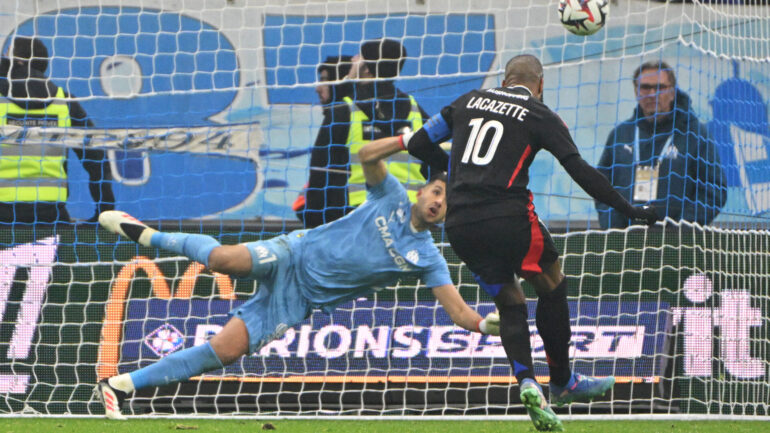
[0,0,768,419]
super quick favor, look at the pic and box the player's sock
[149,232,220,267]
[498,303,536,383]
[129,341,224,390]
[108,373,135,394]
[119,223,156,247]
[536,278,572,387]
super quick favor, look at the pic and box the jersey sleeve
[420,253,453,288]
[407,105,455,174]
[423,105,454,143]
[366,172,408,202]
[536,111,580,162]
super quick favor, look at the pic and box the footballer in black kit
[410,83,656,282]
[400,54,659,431]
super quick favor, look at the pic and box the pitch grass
[1,419,767,433]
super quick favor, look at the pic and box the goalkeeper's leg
[96,316,249,420]
[99,210,252,276]
[97,211,263,419]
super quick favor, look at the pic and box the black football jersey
[437,85,580,227]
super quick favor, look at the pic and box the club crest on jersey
[396,207,407,223]
[406,250,420,264]
[254,246,270,258]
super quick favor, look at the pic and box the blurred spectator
[0,36,114,224]
[595,60,726,228]
[293,55,353,224]
[315,55,354,107]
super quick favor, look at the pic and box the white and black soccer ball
[558,0,609,36]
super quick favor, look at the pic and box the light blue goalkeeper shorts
[228,234,312,353]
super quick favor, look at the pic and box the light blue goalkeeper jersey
[287,174,452,311]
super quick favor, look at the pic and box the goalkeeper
[95,137,500,420]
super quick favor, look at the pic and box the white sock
[137,227,157,248]
[108,373,135,394]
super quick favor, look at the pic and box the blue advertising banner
[119,299,670,383]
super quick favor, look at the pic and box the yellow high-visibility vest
[344,95,425,206]
[0,86,71,202]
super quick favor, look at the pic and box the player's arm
[357,135,405,187]
[404,108,454,174]
[561,155,649,216]
[431,284,499,335]
[358,107,455,186]
[540,113,660,225]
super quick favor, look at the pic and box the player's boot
[95,379,128,420]
[99,211,156,247]
[520,378,564,432]
[549,373,615,406]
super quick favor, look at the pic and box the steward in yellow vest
[302,39,432,228]
[0,37,113,224]
[343,93,425,207]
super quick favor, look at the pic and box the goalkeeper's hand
[627,204,661,226]
[478,311,500,335]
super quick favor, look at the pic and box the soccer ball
[558,0,609,36]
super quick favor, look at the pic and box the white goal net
[0,0,768,419]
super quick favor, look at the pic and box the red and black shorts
[446,213,559,297]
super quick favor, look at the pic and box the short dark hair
[360,39,406,79]
[504,54,543,86]
[633,60,676,88]
[318,55,353,81]
[11,36,49,73]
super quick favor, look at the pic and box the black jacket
[596,90,727,228]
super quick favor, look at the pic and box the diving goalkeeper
[95,136,500,420]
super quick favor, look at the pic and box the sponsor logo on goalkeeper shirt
[375,216,411,271]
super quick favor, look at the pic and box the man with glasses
[595,60,727,228]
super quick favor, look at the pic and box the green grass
[0,419,767,433]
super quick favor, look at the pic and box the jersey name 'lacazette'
[436,85,580,227]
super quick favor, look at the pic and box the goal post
[0,0,768,420]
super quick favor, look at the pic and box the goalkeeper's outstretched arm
[432,284,499,335]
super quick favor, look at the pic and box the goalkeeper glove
[478,311,500,335]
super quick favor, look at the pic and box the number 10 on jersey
[461,118,504,166]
